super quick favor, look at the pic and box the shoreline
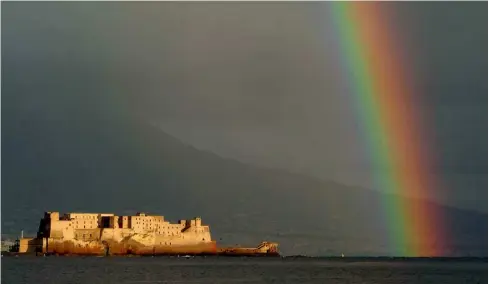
[2,252,486,261]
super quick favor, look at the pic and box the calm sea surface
[2,256,487,284]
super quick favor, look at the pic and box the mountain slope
[2,113,487,256]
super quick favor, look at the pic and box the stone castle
[20,211,214,254]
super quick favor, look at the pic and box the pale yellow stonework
[30,211,212,253]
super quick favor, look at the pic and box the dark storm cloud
[2,2,487,212]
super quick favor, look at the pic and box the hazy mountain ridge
[2,114,487,256]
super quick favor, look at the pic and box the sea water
[1,256,487,284]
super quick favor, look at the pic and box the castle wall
[18,238,40,253]
[120,216,129,229]
[130,215,166,233]
[181,226,212,243]
[100,228,134,242]
[69,213,99,229]
[46,238,104,255]
[50,219,72,239]
[74,228,101,241]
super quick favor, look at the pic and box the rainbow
[330,2,444,256]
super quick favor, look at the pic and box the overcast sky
[2,2,487,212]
